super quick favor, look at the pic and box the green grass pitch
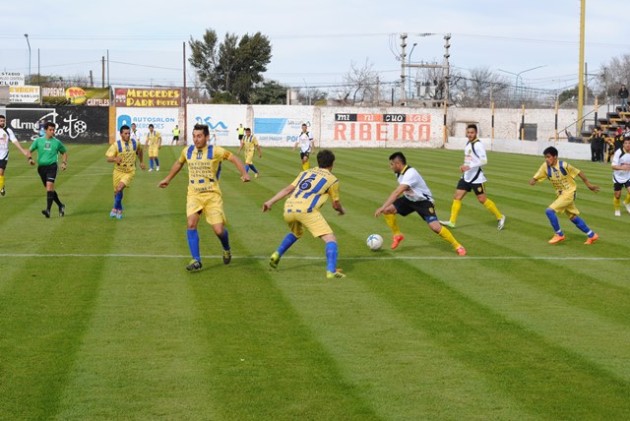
[1,145,629,420]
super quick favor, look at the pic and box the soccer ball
[366,234,383,251]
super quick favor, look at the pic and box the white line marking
[0,253,628,261]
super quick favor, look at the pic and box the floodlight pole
[24,34,31,81]
[408,43,417,99]
[577,0,586,132]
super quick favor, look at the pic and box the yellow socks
[438,227,461,249]
[614,196,621,210]
[483,198,502,219]
[449,199,462,224]
[0,175,4,190]
[624,194,630,205]
[302,162,310,171]
[384,214,401,236]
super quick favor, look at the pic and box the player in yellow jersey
[105,125,146,219]
[146,124,162,171]
[529,146,600,245]
[238,128,262,178]
[263,149,346,279]
[158,123,250,271]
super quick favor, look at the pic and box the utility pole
[443,33,451,108]
[400,33,407,105]
[577,0,586,132]
[24,34,31,82]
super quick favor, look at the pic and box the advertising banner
[251,105,314,145]
[186,104,248,146]
[319,107,444,147]
[116,107,180,144]
[0,72,25,86]
[114,88,182,107]
[9,86,40,104]
[5,106,109,143]
[42,87,110,107]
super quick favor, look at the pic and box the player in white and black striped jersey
[611,137,630,216]
[0,114,34,196]
[374,151,467,256]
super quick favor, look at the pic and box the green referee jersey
[30,136,67,166]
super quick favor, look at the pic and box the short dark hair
[0,115,5,119]
[543,146,558,157]
[245,127,251,132]
[193,123,209,136]
[148,124,154,129]
[44,122,56,130]
[119,125,130,133]
[467,124,478,132]
[389,151,406,165]
[317,149,335,168]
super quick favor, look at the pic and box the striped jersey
[106,138,141,173]
[533,160,581,194]
[462,138,488,183]
[0,127,18,160]
[241,135,259,153]
[612,147,630,183]
[396,165,434,202]
[296,130,313,153]
[178,144,232,195]
[284,167,340,213]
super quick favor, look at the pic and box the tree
[451,67,509,107]
[297,87,327,105]
[598,54,630,101]
[342,59,379,105]
[189,29,272,104]
[250,80,287,104]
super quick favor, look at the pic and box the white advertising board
[185,104,248,146]
[251,105,314,146]
[9,86,40,103]
[116,107,180,144]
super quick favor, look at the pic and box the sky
[2,0,629,96]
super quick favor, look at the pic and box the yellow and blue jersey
[241,135,258,153]
[146,131,161,147]
[179,144,231,195]
[533,160,581,194]
[284,167,340,214]
[106,139,140,173]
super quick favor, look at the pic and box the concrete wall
[445,137,591,161]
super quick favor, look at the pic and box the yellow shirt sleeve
[328,181,340,201]
[178,147,188,164]
[533,162,547,181]
[105,143,118,158]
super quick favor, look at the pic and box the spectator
[619,84,629,111]
[589,127,605,162]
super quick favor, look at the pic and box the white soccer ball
[366,234,383,251]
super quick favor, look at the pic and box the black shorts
[457,178,486,195]
[38,164,58,186]
[613,180,630,191]
[393,197,439,223]
[0,159,7,170]
[300,151,310,160]
[173,136,179,141]
[238,134,244,140]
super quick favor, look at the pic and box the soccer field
[1,145,629,420]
